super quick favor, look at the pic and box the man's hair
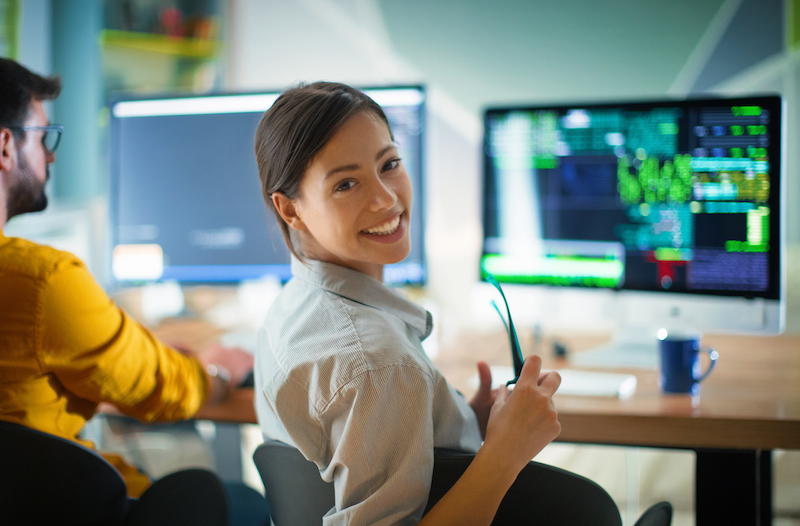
[254,81,393,260]
[0,57,61,141]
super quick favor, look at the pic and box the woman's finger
[538,371,562,396]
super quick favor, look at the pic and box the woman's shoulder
[265,280,362,352]
[259,281,434,405]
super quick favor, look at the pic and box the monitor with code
[481,95,784,340]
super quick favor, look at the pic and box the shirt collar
[291,257,433,341]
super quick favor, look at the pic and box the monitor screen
[481,95,784,337]
[108,86,426,286]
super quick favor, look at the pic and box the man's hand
[200,344,254,388]
[469,361,498,439]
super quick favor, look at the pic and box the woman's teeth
[364,216,400,235]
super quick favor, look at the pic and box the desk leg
[212,423,244,482]
[695,449,772,526]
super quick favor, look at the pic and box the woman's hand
[419,356,561,526]
[482,355,561,473]
[469,361,498,439]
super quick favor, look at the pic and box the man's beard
[6,151,48,220]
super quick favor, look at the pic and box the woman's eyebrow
[374,144,396,161]
[324,144,397,180]
[325,163,359,179]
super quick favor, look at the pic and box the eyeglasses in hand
[486,273,525,386]
[9,125,64,153]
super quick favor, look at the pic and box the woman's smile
[360,213,405,243]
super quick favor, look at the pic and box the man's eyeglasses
[486,274,525,386]
[9,125,64,153]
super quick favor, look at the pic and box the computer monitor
[107,86,426,287]
[481,95,784,367]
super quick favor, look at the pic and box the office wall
[17,0,50,73]
[14,0,102,202]
[226,0,799,332]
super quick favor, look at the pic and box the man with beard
[0,58,267,524]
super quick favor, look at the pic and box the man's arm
[39,258,209,421]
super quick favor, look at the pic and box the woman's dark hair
[0,57,61,142]
[254,81,393,260]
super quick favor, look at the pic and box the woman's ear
[271,192,306,231]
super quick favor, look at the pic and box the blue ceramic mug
[657,331,719,395]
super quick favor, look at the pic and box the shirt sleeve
[317,365,436,526]
[37,257,209,421]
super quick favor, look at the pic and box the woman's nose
[368,176,397,210]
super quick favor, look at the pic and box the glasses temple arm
[486,275,525,377]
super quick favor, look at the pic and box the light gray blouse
[255,258,482,525]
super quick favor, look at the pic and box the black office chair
[633,501,674,526]
[0,420,229,526]
[254,440,670,526]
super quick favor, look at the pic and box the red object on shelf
[160,7,185,38]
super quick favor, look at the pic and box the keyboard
[469,365,637,399]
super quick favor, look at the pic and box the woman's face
[288,110,412,280]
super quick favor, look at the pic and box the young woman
[253,82,561,525]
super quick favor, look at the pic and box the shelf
[100,29,220,59]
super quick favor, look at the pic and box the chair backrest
[253,439,335,526]
[253,441,623,526]
[633,501,674,526]
[125,468,230,526]
[0,420,131,526]
[427,449,622,526]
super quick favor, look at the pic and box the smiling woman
[252,82,563,526]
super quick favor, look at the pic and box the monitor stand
[570,326,660,369]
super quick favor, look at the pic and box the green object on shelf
[790,0,800,49]
[100,29,220,59]
[1,0,20,59]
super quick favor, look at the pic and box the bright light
[113,88,423,118]
[364,88,424,107]
[605,132,625,146]
[562,109,591,129]
[113,94,280,118]
[113,244,164,280]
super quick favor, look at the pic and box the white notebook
[469,365,637,399]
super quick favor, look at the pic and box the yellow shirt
[0,232,210,497]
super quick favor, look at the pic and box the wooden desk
[198,388,256,424]
[436,330,800,526]
[436,331,800,451]
[204,331,800,525]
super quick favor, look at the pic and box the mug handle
[696,347,719,382]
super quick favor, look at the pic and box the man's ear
[271,191,306,231]
[0,129,17,173]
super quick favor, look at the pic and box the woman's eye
[382,158,402,172]
[335,180,356,192]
